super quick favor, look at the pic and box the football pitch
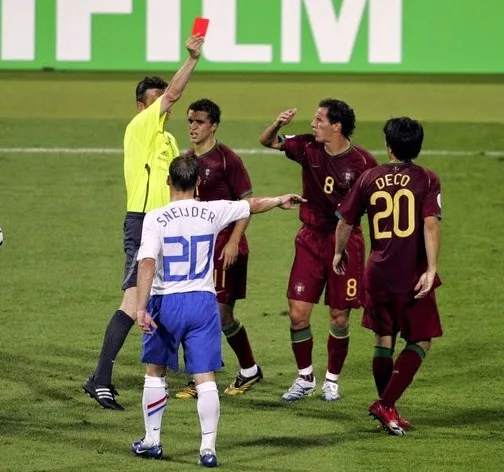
[1,72,503,472]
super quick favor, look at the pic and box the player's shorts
[213,233,248,304]
[141,291,222,374]
[361,289,443,342]
[122,212,145,291]
[287,225,364,309]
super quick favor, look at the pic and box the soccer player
[130,155,304,465]
[333,117,443,435]
[259,100,377,401]
[175,98,262,400]
[82,35,204,410]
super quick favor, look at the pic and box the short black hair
[135,76,168,103]
[187,98,221,124]
[318,98,356,138]
[169,155,199,191]
[383,117,424,161]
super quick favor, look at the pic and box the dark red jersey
[282,134,377,231]
[187,142,252,202]
[338,161,442,294]
[187,142,252,245]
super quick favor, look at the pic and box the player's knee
[288,301,312,329]
[329,308,349,329]
[375,335,395,349]
[415,340,431,353]
[405,340,431,359]
[289,310,310,329]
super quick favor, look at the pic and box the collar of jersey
[195,141,220,159]
[325,140,354,158]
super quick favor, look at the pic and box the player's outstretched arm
[246,194,306,213]
[414,216,441,299]
[333,220,353,275]
[259,109,297,149]
[136,258,158,333]
[159,35,204,115]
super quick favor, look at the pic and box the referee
[83,34,204,410]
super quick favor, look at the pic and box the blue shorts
[141,291,222,374]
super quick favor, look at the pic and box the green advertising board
[0,0,501,73]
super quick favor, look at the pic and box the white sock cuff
[196,381,218,395]
[240,364,258,378]
[144,374,167,389]
[298,366,313,376]
[325,371,339,382]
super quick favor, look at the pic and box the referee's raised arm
[159,35,204,115]
[82,34,205,412]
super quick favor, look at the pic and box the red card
[192,17,210,37]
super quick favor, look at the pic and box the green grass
[1,73,504,472]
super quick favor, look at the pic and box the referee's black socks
[94,310,135,385]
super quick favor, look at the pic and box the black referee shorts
[122,212,145,291]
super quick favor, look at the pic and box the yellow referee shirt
[123,97,180,213]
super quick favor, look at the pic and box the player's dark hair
[383,117,424,161]
[135,76,168,103]
[169,155,199,191]
[318,98,356,138]
[187,98,221,124]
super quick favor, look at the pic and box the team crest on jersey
[341,171,355,188]
[294,282,305,295]
[204,167,211,184]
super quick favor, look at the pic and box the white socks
[141,377,219,454]
[240,364,258,378]
[142,375,168,446]
[298,366,314,377]
[196,381,220,454]
[325,371,339,382]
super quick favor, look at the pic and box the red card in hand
[192,17,210,37]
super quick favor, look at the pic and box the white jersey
[138,199,250,295]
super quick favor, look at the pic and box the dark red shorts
[287,226,364,309]
[361,289,443,342]
[213,233,248,305]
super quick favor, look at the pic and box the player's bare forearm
[259,122,283,149]
[260,108,297,149]
[247,196,281,213]
[228,217,250,245]
[247,194,305,213]
[137,258,155,311]
[335,220,353,256]
[423,216,441,273]
[414,217,440,299]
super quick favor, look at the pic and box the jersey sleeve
[279,134,311,164]
[335,172,368,225]
[212,200,251,232]
[225,151,253,199]
[422,171,442,220]
[137,212,162,260]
